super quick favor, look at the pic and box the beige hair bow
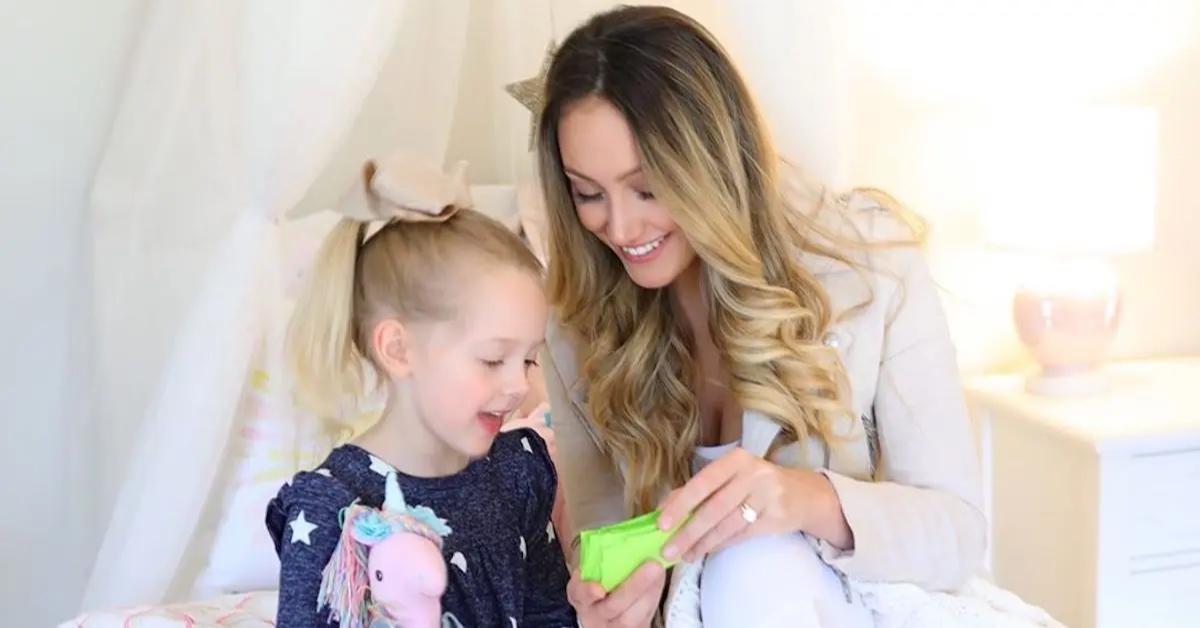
[295,151,473,225]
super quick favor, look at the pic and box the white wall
[842,3,1200,372]
[441,0,725,186]
[0,0,145,625]
[1115,36,1200,361]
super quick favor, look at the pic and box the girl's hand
[657,447,851,562]
[567,562,666,628]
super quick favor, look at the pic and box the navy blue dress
[266,428,576,627]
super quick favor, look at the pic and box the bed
[59,592,277,628]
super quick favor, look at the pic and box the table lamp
[980,107,1157,396]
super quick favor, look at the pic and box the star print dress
[265,428,576,628]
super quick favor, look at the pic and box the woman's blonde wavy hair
[538,6,911,514]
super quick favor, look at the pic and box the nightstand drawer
[1120,562,1200,627]
[1128,447,1200,559]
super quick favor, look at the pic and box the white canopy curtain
[79,0,852,613]
[81,0,473,609]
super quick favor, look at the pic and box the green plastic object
[579,510,680,592]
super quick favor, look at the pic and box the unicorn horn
[383,471,407,512]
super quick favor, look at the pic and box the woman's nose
[606,196,642,245]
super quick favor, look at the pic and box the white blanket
[666,559,1065,628]
[852,577,1065,628]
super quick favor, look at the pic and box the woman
[537,6,986,627]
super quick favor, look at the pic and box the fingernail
[663,544,678,560]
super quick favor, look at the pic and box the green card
[579,510,681,592]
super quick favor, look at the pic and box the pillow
[467,182,550,265]
[190,347,336,595]
[470,184,521,233]
[517,181,549,265]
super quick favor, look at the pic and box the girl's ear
[371,319,412,379]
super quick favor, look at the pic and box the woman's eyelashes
[571,188,655,203]
[573,189,604,203]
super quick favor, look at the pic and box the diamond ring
[739,502,759,524]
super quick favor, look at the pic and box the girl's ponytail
[287,218,370,422]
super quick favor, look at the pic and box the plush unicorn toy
[319,471,453,628]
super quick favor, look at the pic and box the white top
[691,440,740,474]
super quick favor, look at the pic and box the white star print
[521,437,532,453]
[289,510,318,545]
[368,454,395,476]
[450,552,468,574]
[510,617,518,628]
[546,521,556,543]
[315,468,332,477]
[519,536,527,559]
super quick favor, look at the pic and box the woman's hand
[567,562,666,628]
[657,447,852,562]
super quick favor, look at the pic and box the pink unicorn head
[319,472,452,628]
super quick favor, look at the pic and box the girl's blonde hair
[539,6,911,513]
[287,209,542,424]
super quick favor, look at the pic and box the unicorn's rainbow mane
[317,504,374,627]
[316,470,453,626]
[383,511,446,548]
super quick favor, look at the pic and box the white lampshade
[979,107,1157,255]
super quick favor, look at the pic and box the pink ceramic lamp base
[1024,369,1110,397]
[1013,287,1121,397]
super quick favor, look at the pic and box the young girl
[265,152,575,627]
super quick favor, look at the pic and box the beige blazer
[543,199,987,592]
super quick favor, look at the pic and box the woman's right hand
[567,561,667,628]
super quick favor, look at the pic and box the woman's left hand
[656,447,849,562]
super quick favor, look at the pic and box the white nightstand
[966,358,1200,628]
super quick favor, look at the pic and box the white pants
[700,533,875,628]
